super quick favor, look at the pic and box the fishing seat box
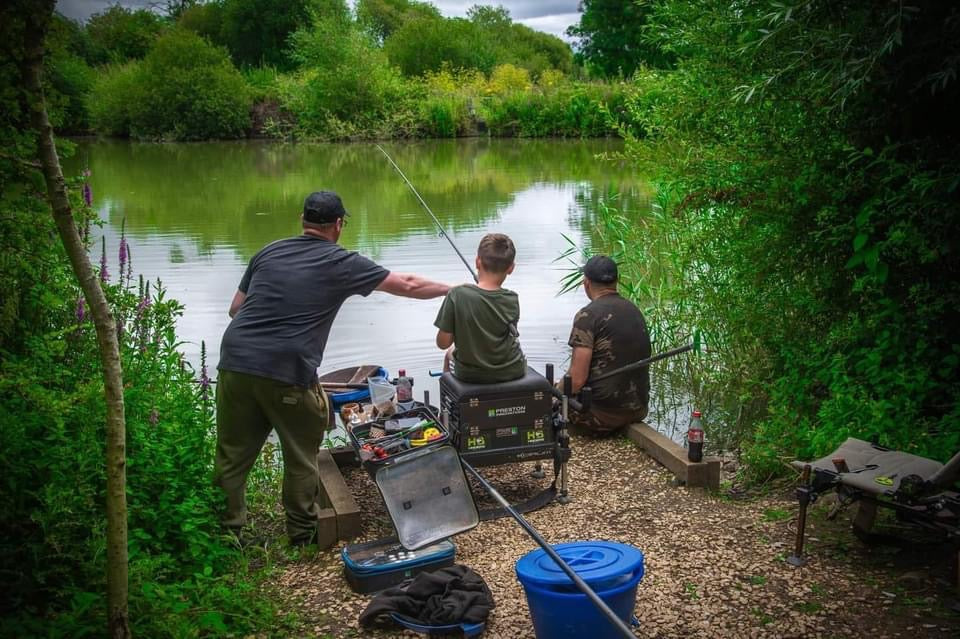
[348,405,479,550]
[439,368,555,467]
[341,536,456,594]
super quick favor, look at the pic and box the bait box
[348,405,478,550]
[341,536,456,594]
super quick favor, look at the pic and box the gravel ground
[272,434,960,638]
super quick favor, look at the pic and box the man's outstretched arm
[376,272,450,299]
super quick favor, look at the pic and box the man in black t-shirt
[563,255,651,434]
[216,191,450,547]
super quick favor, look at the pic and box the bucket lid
[515,541,644,588]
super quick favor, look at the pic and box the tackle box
[440,367,556,467]
[341,536,456,594]
[348,405,479,550]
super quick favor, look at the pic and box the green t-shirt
[434,284,526,384]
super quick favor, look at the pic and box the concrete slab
[625,422,721,490]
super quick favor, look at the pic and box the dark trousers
[569,403,648,435]
[214,369,331,543]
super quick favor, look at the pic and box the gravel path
[274,434,960,638]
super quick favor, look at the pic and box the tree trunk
[21,4,131,637]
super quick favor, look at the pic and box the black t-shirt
[567,292,651,412]
[218,235,389,386]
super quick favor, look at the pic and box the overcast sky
[55,1,582,39]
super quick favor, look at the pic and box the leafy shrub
[87,62,142,137]
[485,64,532,96]
[284,15,409,137]
[88,29,252,140]
[482,82,625,137]
[384,14,496,76]
[0,174,288,635]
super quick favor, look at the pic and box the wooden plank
[625,422,720,490]
[316,507,338,549]
[330,445,360,469]
[317,449,362,540]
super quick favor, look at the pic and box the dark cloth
[568,292,651,413]
[434,284,526,384]
[359,564,495,629]
[218,235,388,386]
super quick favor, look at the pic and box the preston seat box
[341,536,456,594]
[439,367,555,467]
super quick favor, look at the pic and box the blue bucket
[515,541,644,639]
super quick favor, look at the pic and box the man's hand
[376,272,450,299]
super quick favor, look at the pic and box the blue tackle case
[341,536,456,594]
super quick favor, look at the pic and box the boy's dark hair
[477,233,516,274]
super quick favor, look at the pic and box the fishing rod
[549,343,695,409]
[590,343,695,384]
[375,144,478,283]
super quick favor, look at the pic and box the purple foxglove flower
[149,409,159,425]
[83,182,92,207]
[75,297,85,322]
[99,237,109,283]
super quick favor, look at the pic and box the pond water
[67,138,656,423]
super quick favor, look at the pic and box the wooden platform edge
[625,422,721,491]
[317,449,362,541]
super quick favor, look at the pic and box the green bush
[384,15,496,76]
[604,0,960,479]
[482,82,625,137]
[87,62,142,137]
[88,29,252,140]
[0,176,288,636]
[284,15,409,137]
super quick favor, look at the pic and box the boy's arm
[433,286,457,350]
[436,330,454,349]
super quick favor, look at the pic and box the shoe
[224,527,267,550]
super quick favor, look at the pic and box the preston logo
[487,406,526,418]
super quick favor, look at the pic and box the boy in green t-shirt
[434,233,527,384]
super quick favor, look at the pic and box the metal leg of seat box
[787,464,812,567]
[555,375,574,505]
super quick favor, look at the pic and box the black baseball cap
[582,255,618,284]
[303,191,350,224]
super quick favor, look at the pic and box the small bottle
[396,369,413,402]
[687,410,704,463]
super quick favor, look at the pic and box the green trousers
[215,369,331,544]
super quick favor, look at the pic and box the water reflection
[67,138,652,403]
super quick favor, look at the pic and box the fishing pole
[375,144,478,283]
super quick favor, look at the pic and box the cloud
[432,1,579,21]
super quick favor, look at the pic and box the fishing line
[375,144,478,283]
